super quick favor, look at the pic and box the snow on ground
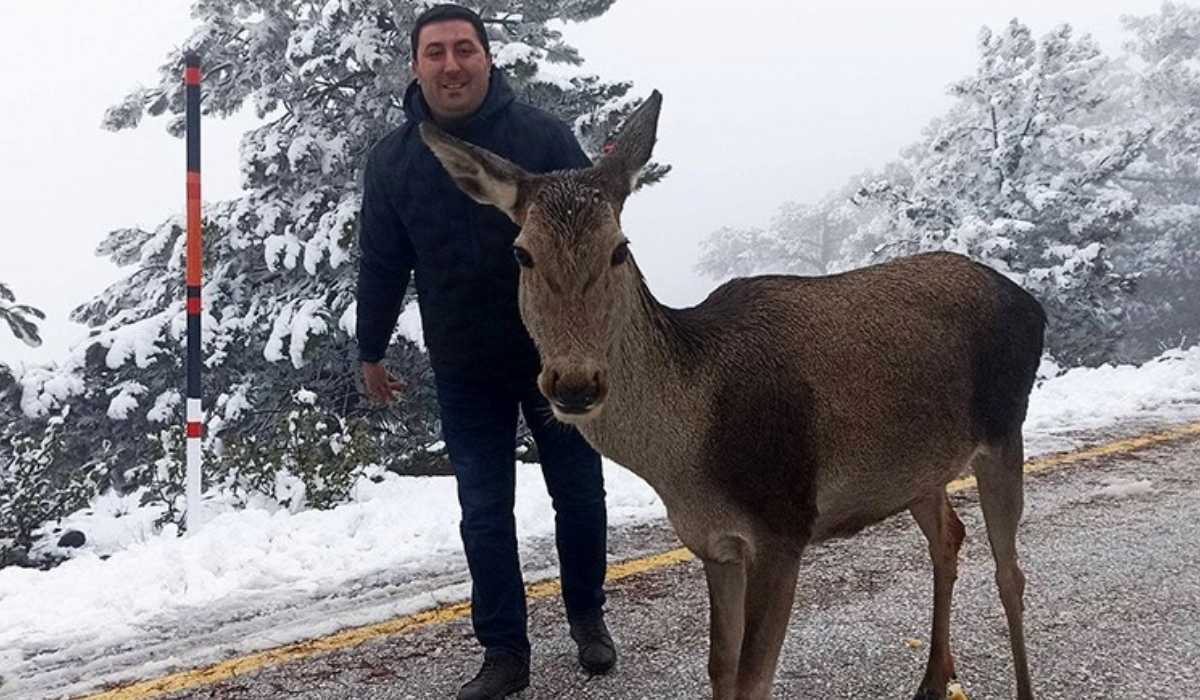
[1,345,1199,696]
[1026,346,1200,440]
[1091,477,1155,500]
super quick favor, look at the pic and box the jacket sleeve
[355,143,415,363]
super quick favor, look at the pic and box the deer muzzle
[539,362,609,421]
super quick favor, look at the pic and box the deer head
[420,91,662,423]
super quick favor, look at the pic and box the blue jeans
[435,373,607,659]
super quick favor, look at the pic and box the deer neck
[574,270,707,491]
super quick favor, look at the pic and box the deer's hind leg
[974,434,1034,700]
[909,490,967,700]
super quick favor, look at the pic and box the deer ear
[419,121,531,224]
[598,90,662,200]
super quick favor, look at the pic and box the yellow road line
[83,547,696,700]
[82,421,1200,700]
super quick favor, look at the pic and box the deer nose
[555,383,599,413]
[544,367,607,415]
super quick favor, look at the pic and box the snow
[15,362,86,418]
[146,390,181,424]
[2,347,1200,697]
[304,193,358,274]
[493,42,539,67]
[221,382,252,422]
[287,299,329,369]
[137,217,180,266]
[1091,477,1154,499]
[263,231,301,271]
[262,302,293,363]
[263,297,331,368]
[1025,346,1200,442]
[492,41,586,91]
[101,314,169,370]
[344,26,387,69]
[396,300,425,351]
[106,381,148,421]
[533,62,587,91]
[338,300,357,336]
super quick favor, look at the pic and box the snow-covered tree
[852,20,1153,365]
[0,0,665,558]
[697,195,851,281]
[702,18,1194,366]
[0,406,101,564]
[1120,2,1200,182]
[1108,2,1200,358]
[696,174,898,281]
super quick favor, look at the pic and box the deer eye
[512,245,534,268]
[611,241,630,266]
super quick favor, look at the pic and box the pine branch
[304,71,372,103]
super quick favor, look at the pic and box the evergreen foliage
[1108,1,1200,358]
[700,10,1199,366]
[0,0,663,565]
[0,408,99,564]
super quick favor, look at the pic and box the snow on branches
[700,9,1199,366]
[2,1,653,562]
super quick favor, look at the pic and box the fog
[0,0,1169,364]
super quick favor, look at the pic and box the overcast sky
[0,0,1174,365]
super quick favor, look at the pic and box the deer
[419,91,1045,700]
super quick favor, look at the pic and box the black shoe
[568,611,617,675]
[457,651,530,700]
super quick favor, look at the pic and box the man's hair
[410,4,491,59]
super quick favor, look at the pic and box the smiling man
[354,5,615,699]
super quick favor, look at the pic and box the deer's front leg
[735,543,803,700]
[702,537,750,700]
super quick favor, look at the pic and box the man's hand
[362,361,405,405]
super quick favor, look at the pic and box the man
[355,5,616,699]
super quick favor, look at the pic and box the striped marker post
[184,53,203,529]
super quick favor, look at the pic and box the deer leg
[702,538,750,700]
[908,491,966,700]
[974,436,1034,700]
[733,544,802,700]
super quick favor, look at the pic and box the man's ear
[597,90,662,201]
[419,121,531,224]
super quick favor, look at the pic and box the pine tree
[702,19,1174,367]
[0,0,665,553]
[853,21,1154,365]
[1109,2,1200,358]
[696,177,886,281]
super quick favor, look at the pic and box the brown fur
[420,93,1044,700]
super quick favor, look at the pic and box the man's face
[413,20,492,122]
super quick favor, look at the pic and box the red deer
[420,91,1045,700]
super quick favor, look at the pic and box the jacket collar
[403,67,515,134]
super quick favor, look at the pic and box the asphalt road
[155,432,1200,700]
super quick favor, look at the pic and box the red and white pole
[184,53,203,529]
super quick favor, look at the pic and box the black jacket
[356,70,591,379]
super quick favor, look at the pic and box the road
[135,430,1200,700]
